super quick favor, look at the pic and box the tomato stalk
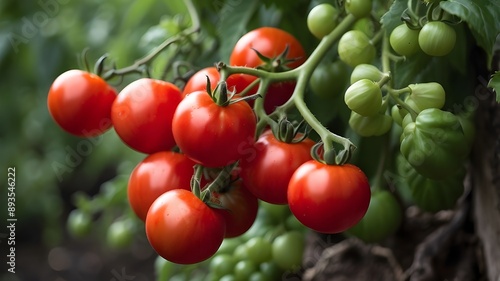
[100,0,201,81]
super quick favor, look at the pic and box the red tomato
[239,130,315,204]
[229,27,306,114]
[182,67,220,97]
[127,151,198,222]
[146,189,226,264]
[111,78,182,154]
[212,180,259,238]
[287,161,371,233]
[172,91,256,167]
[47,69,116,137]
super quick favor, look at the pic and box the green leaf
[380,0,407,34]
[440,0,500,65]
[487,71,500,102]
[216,0,259,62]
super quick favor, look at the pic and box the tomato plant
[44,0,500,277]
[288,161,371,233]
[146,189,226,264]
[47,69,117,137]
[111,78,182,154]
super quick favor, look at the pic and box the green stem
[102,0,200,80]
[371,134,391,192]
[370,29,384,46]
[291,14,357,160]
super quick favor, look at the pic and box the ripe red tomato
[287,161,371,233]
[127,151,198,222]
[47,69,117,137]
[146,189,226,264]
[229,27,306,113]
[239,130,315,204]
[172,90,256,167]
[111,78,182,154]
[211,180,259,238]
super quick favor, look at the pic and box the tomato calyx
[191,163,239,210]
[311,142,352,166]
[206,74,261,107]
[269,117,309,144]
[252,45,302,73]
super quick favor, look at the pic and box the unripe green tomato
[234,260,258,281]
[350,64,383,84]
[349,111,393,137]
[345,0,372,18]
[272,231,304,270]
[389,24,421,56]
[418,21,456,56]
[67,209,92,238]
[405,82,446,112]
[310,60,350,99]
[344,79,382,116]
[401,112,413,129]
[353,17,375,37]
[307,4,339,39]
[106,219,134,249]
[396,154,464,213]
[391,105,409,127]
[344,190,402,243]
[338,30,376,67]
[245,237,273,264]
[209,254,237,278]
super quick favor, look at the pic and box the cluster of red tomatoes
[47,27,371,265]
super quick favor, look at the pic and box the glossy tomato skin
[239,130,315,204]
[214,180,259,238]
[229,27,305,69]
[229,27,306,113]
[47,69,117,137]
[287,161,371,234]
[127,151,198,222]
[146,189,226,264]
[111,78,182,154]
[172,91,256,167]
[182,67,220,97]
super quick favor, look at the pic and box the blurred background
[0,1,318,280]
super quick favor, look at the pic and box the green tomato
[218,237,243,255]
[307,4,339,39]
[310,61,350,99]
[210,254,237,278]
[233,244,250,261]
[397,154,465,212]
[245,237,273,264]
[418,21,456,56]
[338,30,376,67]
[391,105,409,127]
[349,111,393,137]
[259,262,283,280]
[219,275,236,281]
[350,64,383,84]
[390,24,421,57]
[106,219,134,249]
[353,17,375,37]
[259,201,290,223]
[67,209,92,238]
[272,231,304,270]
[344,190,402,243]
[400,108,470,180]
[234,260,258,281]
[344,79,382,116]
[405,82,446,112]
[249,272,272,281]
[345,0,372,18]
